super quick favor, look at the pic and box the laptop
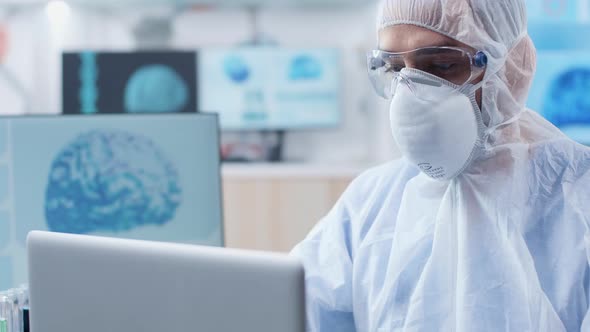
[27,231,306,332]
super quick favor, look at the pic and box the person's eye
[431,63,456,71]
[385,63,405,73]
[371,58,385,70]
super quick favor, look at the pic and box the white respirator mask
[389,68,486,181]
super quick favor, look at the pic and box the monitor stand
[221,130,286,163]
[264,130,285,163]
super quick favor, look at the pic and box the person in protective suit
[291,1,590,331]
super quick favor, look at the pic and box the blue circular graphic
[223,55,250,83]
[124,65,189,113]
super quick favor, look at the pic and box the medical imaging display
[199,47,341,130]
[0,114,222,291]
[62,51,197,114]
[527,52,590,144]
[542,69,590,128]
[45,129,182,234]
[525,0,590,144]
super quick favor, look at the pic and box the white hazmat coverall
[291,0,590,331]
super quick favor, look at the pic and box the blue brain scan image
[124,65,189,113]
[289,55,322,80]
[223,55,250,83]
[542,68,590,127]
[45,129,182,234]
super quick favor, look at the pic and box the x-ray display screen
[198,47,341,130]
[527,51,590,144]
[0,113,222,290]
[62,51,197,114]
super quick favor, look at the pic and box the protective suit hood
[378,0,536,140]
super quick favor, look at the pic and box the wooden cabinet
[221,164,363,252]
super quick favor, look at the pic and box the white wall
[0,3,400,164]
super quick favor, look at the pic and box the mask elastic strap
[472,80,485,91]
[458,80,484,95]
[485,112,522,136]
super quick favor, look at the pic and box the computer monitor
[527,50,590,144]
[62,51,197,114]
[525,0,580,22]
[0,113,223,291]
[198,47,341,130]
[528,23,590,51]
[527,21,590,145]
[27,231,305,332]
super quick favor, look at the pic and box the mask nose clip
[390,72,402,97]
[390,72,421,99]
[390,70,450,101]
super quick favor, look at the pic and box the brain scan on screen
[0,114,223,291]
[124,65,189,113]
[45,129,182,234]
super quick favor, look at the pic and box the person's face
[378,24,485,109]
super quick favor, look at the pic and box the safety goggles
[367,47,488,100]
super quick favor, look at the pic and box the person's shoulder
[530,138,590,179]
[527,139,590,208]
[321,159,417,252]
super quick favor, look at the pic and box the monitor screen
[528,23,590,51]
[198,47,341,130]
[62,51,197,114]
[525,0,580,22]
[0,113,223,290]
[527,51,590,144]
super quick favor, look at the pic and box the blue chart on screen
[124,65,189,113]
[289,55,322,80]
[199,48,341,130]
[79,52,99,114]
[45,129,182,234]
